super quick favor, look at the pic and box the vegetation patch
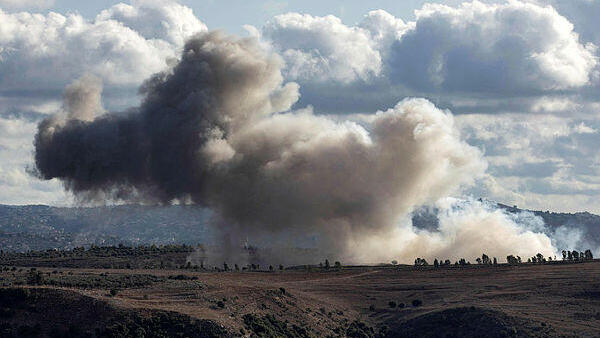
[28,271,163,288]
[243,314,311,338]
[0,288,230,338]
[386,306,555,338]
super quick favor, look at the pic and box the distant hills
[496,203,600,252]
[0,203,598,252]
[0,204,212,252]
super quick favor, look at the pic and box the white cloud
[260,1,598,115]
[0,116,68,205]
[458,113,600,213]
[0,0,206,93]
[389,1,597,92]
[263,12,383,83]
[96,0,207,46]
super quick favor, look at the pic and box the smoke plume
[34,31,557,263]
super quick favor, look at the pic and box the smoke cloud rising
[34,31,558,263]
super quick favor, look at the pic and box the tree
[493,257,498,265]
[434,259,439,268]
[476,258,482,264]
[391,260,398,265]
[562,250,567,260]
[568,251,573,261]
[572,251,579,261]
[325,259,330,270]
[223,262,229,271]
[444,259,451,266]
[334,261,342,269]
[414,258,429,266]
[584,249,593,260]
[536,253,544,264]
[507,255,519,265]
[482,253,490,265]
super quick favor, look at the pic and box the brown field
[1,260,599,337]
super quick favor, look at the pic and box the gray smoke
[36,31,557,263]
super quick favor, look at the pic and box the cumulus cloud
[263,12,383,83]
[96,0,207,46]
[0,0,206,95]
[390,1,597,93]
[457,113,600,213]
[262,1,597,115]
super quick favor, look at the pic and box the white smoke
[347,198,558,264]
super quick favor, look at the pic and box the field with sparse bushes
[1,246,600,337]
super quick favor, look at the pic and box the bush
[398,303,405,309]
[109,288,118,297]
[217,300,225,308]
[412,299,422,307]
[369,305,375,312]
[388,301,397,308]
[243,314,309,338]
[167,274,198,281]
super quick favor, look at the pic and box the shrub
[217,300,225,308]
[109,288,118,297]
[398,303,405,309]
[369,305,375,312]
[388,301,397,308]
[412,299,422,307]
[168,274,197,281]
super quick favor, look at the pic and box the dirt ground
[22,261,593,337]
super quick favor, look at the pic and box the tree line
[413,249,594,267]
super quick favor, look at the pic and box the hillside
[1,256,598,337]
[1,203,599,253]
[0,204,212,251]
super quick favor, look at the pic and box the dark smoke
[35,31,538,263]
[35,31,298,203]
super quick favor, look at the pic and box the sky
[1,0,600,214]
